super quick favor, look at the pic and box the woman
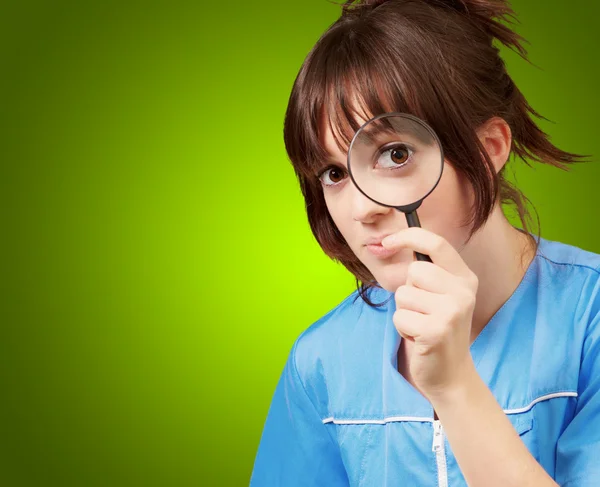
[251,0,599,485]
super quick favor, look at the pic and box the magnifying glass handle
[404,211,433,263]
[414,251,432,263]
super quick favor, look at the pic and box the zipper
[432,420,448,487]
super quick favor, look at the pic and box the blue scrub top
[250,236,600,486]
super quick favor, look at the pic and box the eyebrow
[314,156,348,175]
[356,123,430,146]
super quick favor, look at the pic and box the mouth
[365,242,398,259]
[364,234,392,246]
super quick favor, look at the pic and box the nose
[350,183,392,222]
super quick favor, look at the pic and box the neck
[458,206,537,343]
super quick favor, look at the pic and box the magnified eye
[318,166,347,187]
[377,144,413,169]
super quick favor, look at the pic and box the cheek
[323,191,353,242]
[417,163,474,245]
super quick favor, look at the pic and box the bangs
[284,23,429,181]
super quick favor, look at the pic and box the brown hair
[283,0,589,307]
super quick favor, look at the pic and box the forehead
[318,99,376,162]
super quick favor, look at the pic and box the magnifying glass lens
[348,114,443,208]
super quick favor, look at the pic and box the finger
[405,260,457,294]
[392,308,430,340]
[395,284,443,314]
[381,227,474,281]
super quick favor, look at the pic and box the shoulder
[534,237,600,308]
[291,285,391,369]
[535,236,600,340]
[286,286,391,414]
[536,236,600,277]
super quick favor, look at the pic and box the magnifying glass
[347,112,444,263]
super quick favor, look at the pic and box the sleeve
[249,340,349,486]
[555,272,600,486]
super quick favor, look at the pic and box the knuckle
[393,309,407,328]
[395,284,407,300]
[465,291,477,308]
[407,261,423,280]
[433,235,446,253]
[468,272,479,291]
[445,299,462,320]
[459,286,477,308]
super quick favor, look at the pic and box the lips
[365,242,398,258]
[364,234,392,246]
[363,233,398,258]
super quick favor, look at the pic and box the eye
[377,144,414,170]
[318,165,347,187]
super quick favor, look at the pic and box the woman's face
[318,113,475,292]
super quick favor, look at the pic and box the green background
[1,1,598,485]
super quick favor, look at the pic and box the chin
[376,276,405,293]
[369,260,409,293]
[358,247,413,292]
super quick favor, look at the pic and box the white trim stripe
[321,391,578,424]
[322,415,432,425]
[503,391,578,415]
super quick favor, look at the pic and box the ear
[476,117,512,174]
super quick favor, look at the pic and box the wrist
[426,358,481,410]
